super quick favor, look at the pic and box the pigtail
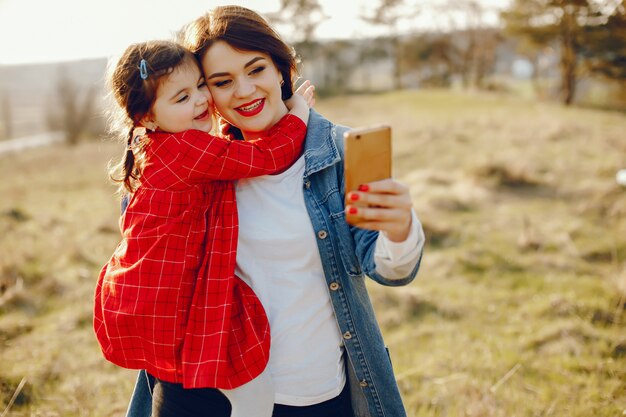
[109,128,141,194]
[122,129,138,192]
[106,40,190,194]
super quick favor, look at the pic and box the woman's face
[202,41,288,139]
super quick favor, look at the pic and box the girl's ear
[139,114,157,131]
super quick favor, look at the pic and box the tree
[401,33,459,87]
[1,91,12,140]
[502,0,617,105]
[361,0,419,90]
[435,0,503,89]
[358,37,393,91]
[582,1,626,81]
[47,66,97,146]
[267,0,327,44]
[320,40,354,95]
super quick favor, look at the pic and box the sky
[0,0,507,65]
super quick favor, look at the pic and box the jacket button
[304,180,311,189]
[359,380,368,387]
[343,331,352,340]
[329,282,340,291]
[317,230,328,239]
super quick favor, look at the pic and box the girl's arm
[153,83,315,183]
[172,109,306,182]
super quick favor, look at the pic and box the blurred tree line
[271,0,625,107]
[1,0,624,144]
[503,0,626,105]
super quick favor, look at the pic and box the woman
[125,6,424,417]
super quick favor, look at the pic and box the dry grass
[1,89,625,416]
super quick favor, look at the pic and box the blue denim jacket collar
[302,109,342,177]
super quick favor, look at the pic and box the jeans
[125,370,353,417]
[152,377,231,417]
[125,370,154,417]
[273,383,353,417]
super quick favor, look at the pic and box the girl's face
[202,41,288,140]
[145,61,213,133]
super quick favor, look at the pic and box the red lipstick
[235,98,265,117]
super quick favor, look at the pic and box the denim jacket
[124,110,423,417]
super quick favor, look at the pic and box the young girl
[93,40,312,417]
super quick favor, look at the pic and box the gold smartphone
[343,124,392,194]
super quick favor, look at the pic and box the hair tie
[139,59,149,80]
[127,127,147,150]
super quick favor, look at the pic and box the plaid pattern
[94,114,306,389]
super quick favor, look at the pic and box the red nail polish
[358,184,369,192]
[348,207,358,215]
[350,193,360,201]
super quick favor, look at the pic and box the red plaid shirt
[94,114,305,389]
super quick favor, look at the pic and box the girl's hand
[218,117,231,136]
[345,179,414,242]
[217,117,237,140]
[294,79,315,108]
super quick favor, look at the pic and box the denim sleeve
[333,124,421,287]
[125,370,154,417]
[121,194,130,214]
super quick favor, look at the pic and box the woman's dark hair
[180,5,299,101]
[107,40,197,193]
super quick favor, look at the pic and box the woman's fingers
[344,179,413,241]
[357,178,409,196]
[345,205,412,241]
[345,180,412,210]
[345,205,410,230]
[346,190,412,210]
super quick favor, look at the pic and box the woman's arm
[346,179,424,286]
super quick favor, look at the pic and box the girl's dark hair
[180,6,299,101]
[107,40,197,193]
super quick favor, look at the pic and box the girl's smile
[145,60,214,133]
[194,109,211,121]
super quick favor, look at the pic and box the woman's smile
[203,41,289,140]
[235,98,265,117]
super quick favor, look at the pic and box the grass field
[1,89,625,416]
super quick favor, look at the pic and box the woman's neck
[241,103,289,141]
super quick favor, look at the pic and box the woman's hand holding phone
[345,179,413,242]
[343,125,413,242]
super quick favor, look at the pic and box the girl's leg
[125,370,154,417]
[220,367,274,417]
[151,376,232,417]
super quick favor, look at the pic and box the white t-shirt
[235,155,423,406]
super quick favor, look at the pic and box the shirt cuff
[374,210,424,279]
